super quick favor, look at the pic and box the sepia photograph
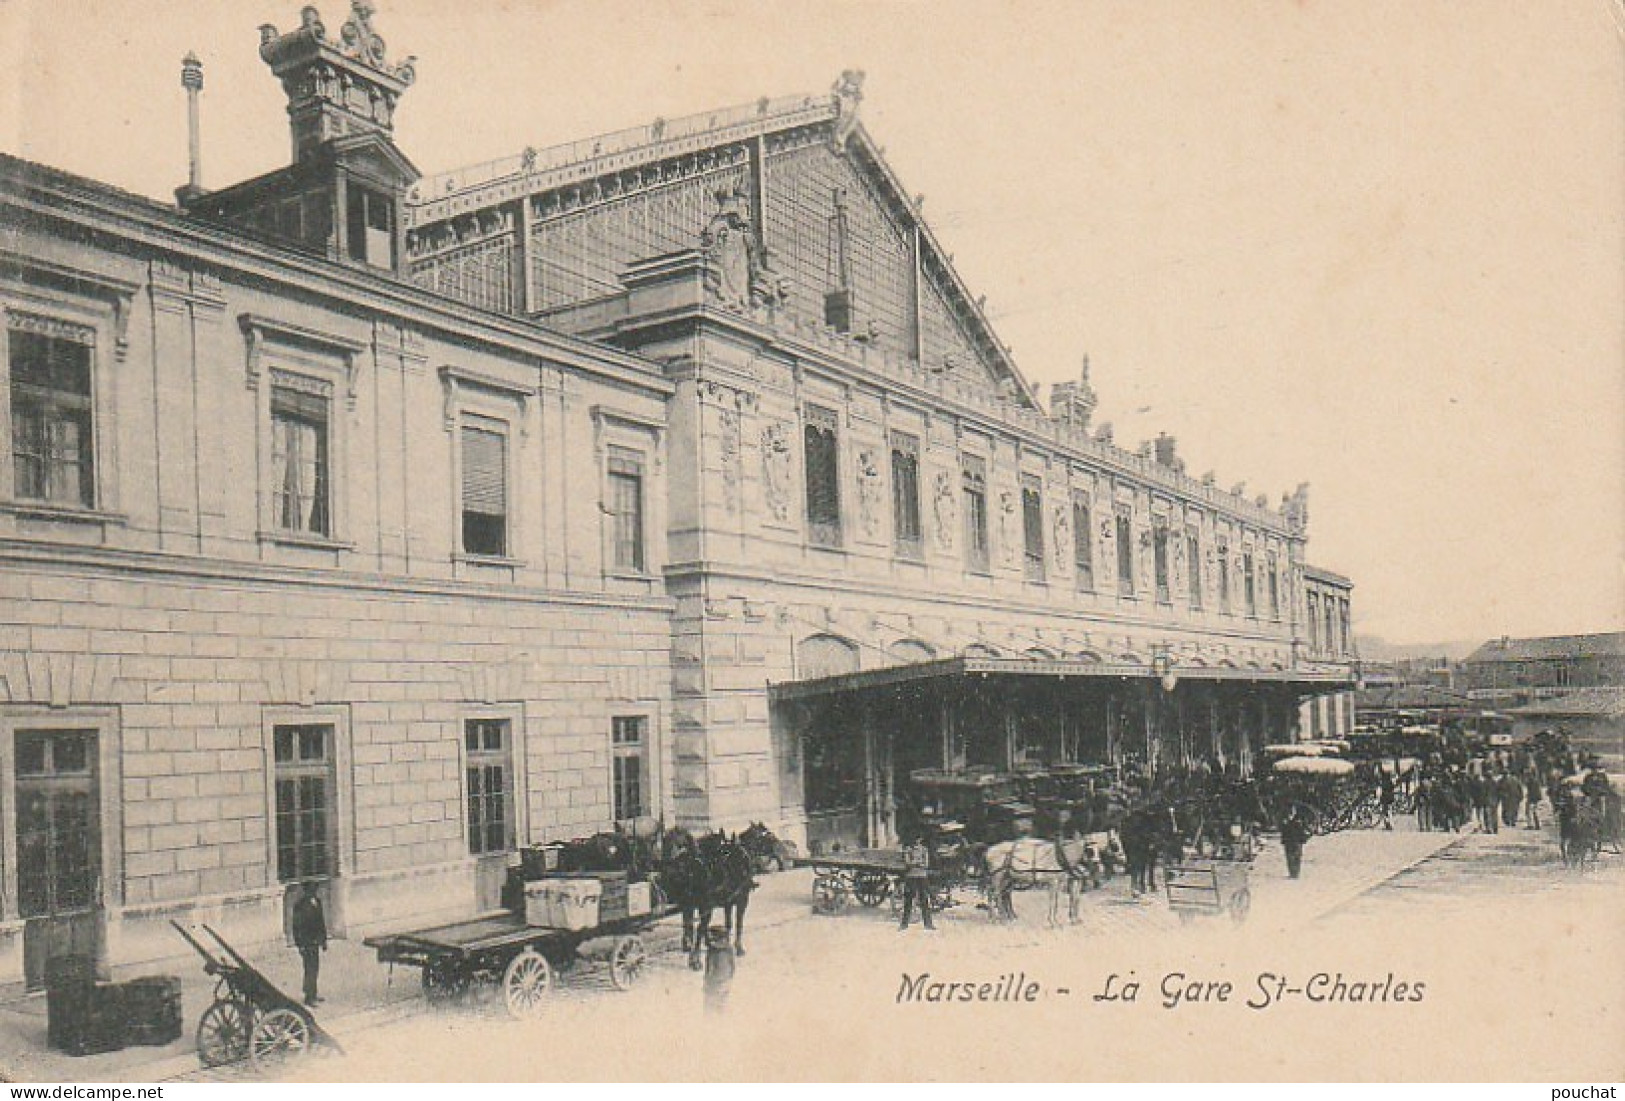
[0,0,1620,1084]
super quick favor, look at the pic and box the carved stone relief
[856,448,882,540]
[714,406,741,515]
[932,469,956,552]
[997,489,1018,568]
[761,420,793,523]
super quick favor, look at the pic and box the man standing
[898,833,935,931]
[291,883,328,1006]
[1280,808,1311,880]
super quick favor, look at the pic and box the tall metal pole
[180,53,204,201]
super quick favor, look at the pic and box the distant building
[1461,632,1625,702]
[1505,688,1625,770]
[1300,566,1357,738]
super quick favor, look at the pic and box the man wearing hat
[291,882,328,1006]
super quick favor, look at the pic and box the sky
[2,0,1622,648]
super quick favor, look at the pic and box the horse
[983,837,1101,926]
[737,821,792,873]
[660,830,755,968]
[1558,796,1602,871]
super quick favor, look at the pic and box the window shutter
[462,426,506,515]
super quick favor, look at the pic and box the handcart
[1164,858,1253,924]
[171,921,344,1071]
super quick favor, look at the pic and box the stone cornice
[663,559,1299,647]
[0,539,673,615]
[0,158,672,400]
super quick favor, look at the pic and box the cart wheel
[608,935,648,991]
[812,877,849,915]
[1229,887,1252,924]
[503,949,553,1019]
[422,963,470,1005]
[248,1007,311,1072]
[852,872,891,907]
[196,998,251,1067]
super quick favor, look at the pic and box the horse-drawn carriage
[172,922,344,1072]
[898,768,1037,846]
[1263,754,1379,835]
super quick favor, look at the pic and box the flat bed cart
[803,849,966,915]
[1164,859,1253,924]
[171,921,345,1072]
[363,906,669,1019]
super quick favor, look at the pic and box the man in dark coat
[291,883,328,1006]
[1279,808,1311,880]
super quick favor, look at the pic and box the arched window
[797,634,860,681]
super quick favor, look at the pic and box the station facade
[0,2,1354,984]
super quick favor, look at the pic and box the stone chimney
[1154,432,1177,468]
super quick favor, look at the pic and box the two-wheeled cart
[363,905,671,1020]
[171,921,344,1072]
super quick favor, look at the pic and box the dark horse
[659,830,755,969]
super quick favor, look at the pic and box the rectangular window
[1308,592,1321,651]
[346,185,395,269]
[1115,509,1135,595]
[803,405,842,546]
[1217,539,1231,612]
[1021,475,1044,581]
[273,724,334,882]
[1153,522,1171,603]
[465,718,514,855]
[608,449,645,572]
[461,422,508,557]
[1267,552,1281,620]
[1072,496,1093,592]
[15,729,99,917]
[962,455,989,573]
[1243,550,1257,617]
[611,716,649,821]
[270,383,331,536]
[1187,530,1203,610]
[9,325,94,508]
[890,432,922,556]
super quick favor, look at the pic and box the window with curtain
[271,382,331,536]
[461,422,508,556]
[1072,496,1093,591]
[1021,475,1044,581]
[890,431,921,555]
[9,324,94,508]
[962,455,989,573]
[465,718,514,855]
[608,449,645,572]
[803,406,841,546]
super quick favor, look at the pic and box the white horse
[983,837,1101,925]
